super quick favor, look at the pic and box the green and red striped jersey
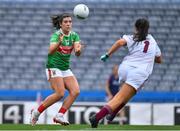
[46,30,80,70]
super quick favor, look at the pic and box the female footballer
[89,18,162,128]
[30,13,82,126]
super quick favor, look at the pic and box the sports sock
[58,107,67,114]
[111,103,125,116]
[37,104,46,113]
[95,105,112,121]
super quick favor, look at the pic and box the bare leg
[30,77,65,126]
[53,76,80,125]
[107,83,136,111]
[39,77,65,112]
[60,76,80,110]
[89,83,136,128]
[106,83,136,121]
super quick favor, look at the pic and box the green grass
[0,124,180,130]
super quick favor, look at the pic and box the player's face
[60,17,72,33]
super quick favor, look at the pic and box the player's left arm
[155,44,162,64]
[73,32,82,57]
[74,41,82,56]
[155,56,162,63]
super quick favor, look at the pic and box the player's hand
[100,53,109,62]
[74,43,82,57]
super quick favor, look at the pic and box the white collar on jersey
[59,29,71,36]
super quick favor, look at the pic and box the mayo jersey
[46,29,80,70]
[122,34,161,75]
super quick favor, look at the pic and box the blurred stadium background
[0,0,180,125]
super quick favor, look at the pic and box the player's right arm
[48,33,64,55]
[100,38,127,62]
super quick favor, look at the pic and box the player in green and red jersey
[30,13,82,126]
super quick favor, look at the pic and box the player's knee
[70,88,80,97]
[75,89,80,96]
[55,92,65,99]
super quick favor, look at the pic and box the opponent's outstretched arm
[101,39,127,62]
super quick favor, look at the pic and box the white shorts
[118,64,150,91]
[46,68,74,80]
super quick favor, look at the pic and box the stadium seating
[0,0,180,92]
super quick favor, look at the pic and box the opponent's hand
[100,53,109,62]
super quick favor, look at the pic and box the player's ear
[59,22,62,28]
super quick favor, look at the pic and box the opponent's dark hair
[51,13,72,30]
[133,18,149,42]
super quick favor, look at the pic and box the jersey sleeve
[73,32,80,43]
[50,33,59,44]
[122,35,133,48]
[155,44,161,57]
[151,35,161,57]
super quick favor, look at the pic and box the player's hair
[51,13,72,30]
[133,18,149,42]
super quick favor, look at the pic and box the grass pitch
[0,124,180,130]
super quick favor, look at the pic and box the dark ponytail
[133,18,149,42]
[51,13,72,30]
[51,15,61,30]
